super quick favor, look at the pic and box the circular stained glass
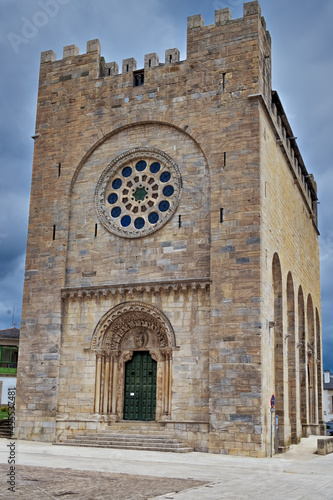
[160,171,171,183]
[150,162,160,174]
[111,207,121,218]
[95,147,182,238]
[148,212,159,224]
[122,166,132,177]
[134,187,147,202]
[108,193,118,204]
[136,160,147,172]
[112,178,122,189]
[163,185,174,197]
[134,217,145,229]
[159,200,170,212]
[121,215,131,227]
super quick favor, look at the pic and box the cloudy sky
[1,0,332,368]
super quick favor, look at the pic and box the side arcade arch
[91,302,176,421]
[316,308,323,423]
[286,272,297,442]
[307,295,316,425]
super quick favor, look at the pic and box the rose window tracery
[95,148,182,238]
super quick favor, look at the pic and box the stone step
[59,441,193,453]
[107,424,164,432]
[66,433,178,442]
[64,438,186,448]
[57,430,193,453]
[63,434,187,445]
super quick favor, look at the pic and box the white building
[323,371,333,422]
[0,328,19,405]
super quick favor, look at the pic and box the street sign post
[275,414,279,454]
[270,394,275,458]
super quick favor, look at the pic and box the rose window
[95,148,182,238]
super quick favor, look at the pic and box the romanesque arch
[316,308,323,423]
[272,253,284,446]
[91,302,176,421]
[298,286,306,426]
[307,295,316,424]
[286,272,296,442]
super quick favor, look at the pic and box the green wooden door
[124,351,157,421]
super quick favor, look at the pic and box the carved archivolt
[92,301,174,419]
[91,301,175,352]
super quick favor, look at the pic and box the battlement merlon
[187,1,271,55]
[39,1,270,76]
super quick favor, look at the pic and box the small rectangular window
[220,208,224,223]
[53,225,56,240]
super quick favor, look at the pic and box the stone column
[111,355,118,415]
[162,350,172,416]
[103,354,110,414]
[94,353,102,413]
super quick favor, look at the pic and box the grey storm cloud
[1,0,333,369]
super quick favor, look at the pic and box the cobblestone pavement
[1,437,333,499]
[0,464,205,499]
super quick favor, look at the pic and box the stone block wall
[15,1,321,457]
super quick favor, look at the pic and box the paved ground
[0,436,333,499]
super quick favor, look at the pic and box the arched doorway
[91,302,175,421]
[124,351,157,421]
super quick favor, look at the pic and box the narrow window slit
[224,152,227,167]
[52,225,56,240]
[178,215,182,228]
[95,223,98,238]
[222,73,226,90]
[169,55,172,63]
[220,208,224,223]
[58,163,61,177]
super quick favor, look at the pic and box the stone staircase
[0,419,12,439]
[58,423,193,453]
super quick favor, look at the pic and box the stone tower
[16,1,324,457]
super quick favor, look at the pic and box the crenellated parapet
[39,1,270,77]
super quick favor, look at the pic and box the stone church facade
[16,1,324,457]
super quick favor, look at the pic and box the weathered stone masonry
[16,1,324,457]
